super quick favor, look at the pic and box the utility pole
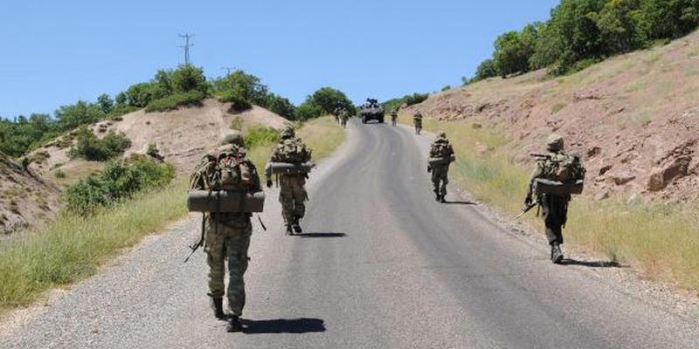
[221,67,236,75]
[179,33,194,65]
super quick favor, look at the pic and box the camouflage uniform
[428,131,454,202]
[525,134,570,264]
[339,109,349,128]
[390,109,398,126]
[190,131,262,331]
[266,127,312,234]
[413,112,423,134]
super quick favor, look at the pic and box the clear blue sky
[0,0,559,119]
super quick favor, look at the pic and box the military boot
[211,297,226,320]
[434,191,440,202]
[227,315,243,332]
[285,224,293,235]
[439,195,446,203]
[291,216,303,233]
[551,243,564,264]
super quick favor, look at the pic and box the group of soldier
[189,107,577,332]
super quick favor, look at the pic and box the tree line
[0,65,355,158]
[466,0,699,83]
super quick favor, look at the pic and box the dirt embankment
[1,100,288,234]
[408,30,699,203]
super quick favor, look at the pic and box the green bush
[54,170,66,179]
[219,90,253,112]
[69,127,132,161]
[145,90,205,113]
[244,126,279,148]
[65,155,175,215]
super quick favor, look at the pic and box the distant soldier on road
[524,134,585,264]
[266,126,313,234]
[390,108,398,126]
[427,131,455,202]
[413,111,423,135]
[339,108,350,128]
[189,131,262,332]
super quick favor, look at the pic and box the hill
[1,100,288,234]
[409,30,699,203]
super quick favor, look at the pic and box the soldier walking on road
[339,108,350,128]
[390,108,398,126]
[189,131,263,332]
[413,111,423,135]
[524,134,585,264]
[428,131,455,203]
[266,126,313,235]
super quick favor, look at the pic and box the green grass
[0,116,347,314]
[0,179,189,312]
[402,115,699,292]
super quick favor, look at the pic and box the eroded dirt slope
[408,30,699,202]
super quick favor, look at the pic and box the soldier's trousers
[205,216,252,316]
[279,175,308,224]
[541,195,569,245]
[431,165,449,196]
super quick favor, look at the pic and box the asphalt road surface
[2,119,699,348]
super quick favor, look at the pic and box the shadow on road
[443,200,476,205]
[241,318,326,334]
[560,258,625,268]
[297,232,347,238]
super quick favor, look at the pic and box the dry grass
[0,116,348,314]
[407,116,699,292]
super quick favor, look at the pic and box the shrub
[219,90,253,112]
[244,126,279,148]
[145,90,205,113]
[69,127,132,161]
[65,156,174,215]
[54,170,66,179]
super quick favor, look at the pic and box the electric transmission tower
[179,33,194,65]
[222,67,236,75]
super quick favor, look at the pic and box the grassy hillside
[400,30,699,293]
[0,116,345,315]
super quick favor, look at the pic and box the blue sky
[0,0,559,118]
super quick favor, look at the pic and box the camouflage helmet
[546,133,564,151]
[280,126,295,139]
[220,131,244,147]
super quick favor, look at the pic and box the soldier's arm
[526,163,544,198]
[250,162,263,192]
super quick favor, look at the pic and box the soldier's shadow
[241,318,326,334]
[443,200,476,205]
[296,232,347,238]
[560,258,625,268]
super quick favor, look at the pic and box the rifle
[184,213,207,263]
[515,202,538,220]
[530,153,551,160]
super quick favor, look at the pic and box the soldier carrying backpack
[427,131,456,203]
[524,134,586,264]
[265,126,313,235]
[188,131,263,332]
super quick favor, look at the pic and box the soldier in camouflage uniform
[413,111,423,135]
[428,131,455,203]
[525,134,570,264]
[390,108,398,126]
[190,131,262,332]
[266,126,312,234]
[339,108,350,128]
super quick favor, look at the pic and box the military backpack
[540,152,586,182]
[191,145,256,192]
[276,138,310,163]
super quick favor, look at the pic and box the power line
[179,33,194,65]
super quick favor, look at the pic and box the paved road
[2,119,698,348]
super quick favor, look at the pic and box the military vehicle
[360,98,384,124]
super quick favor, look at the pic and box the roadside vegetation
[398,113,699,292]
[0,117,346,314]
[466,0,699,83]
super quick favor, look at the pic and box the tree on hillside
[494,29,537,77]
[307,87,354,116]
[266,93,296,120]
[594,0,648,53]
[213,70,269,107]
[641,0,699,39]
[97,93,114,115]
[473,59,499,82]
[55,101,103,131]
[170,64,208,94]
